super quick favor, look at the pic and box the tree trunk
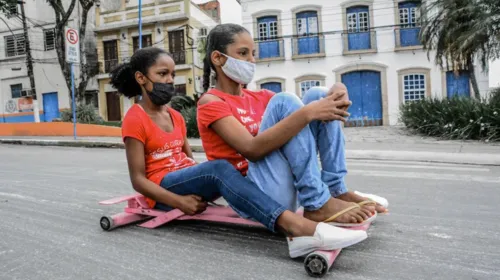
[76,3,91,103]
[48,0,97,108]
[467,57,480,99]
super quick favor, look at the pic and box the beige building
[94,0,217,121]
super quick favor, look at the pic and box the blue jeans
[247,86,348,213]
[154,159,287,232]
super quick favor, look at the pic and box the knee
[268,92,304,114]
[302,86,329,105]
[211,160,239,176]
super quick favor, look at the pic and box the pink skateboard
[98,193,370,278]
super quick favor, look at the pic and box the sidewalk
[2,126,500,165]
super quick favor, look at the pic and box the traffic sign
[65,27,80,63]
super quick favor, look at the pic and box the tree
[420,0,500,98]
[0,0,17,14]
[47,0,98,104]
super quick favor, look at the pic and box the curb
[0,138,205,153]
[1,139,498,166]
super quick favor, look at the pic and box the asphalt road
[1,144,499,280]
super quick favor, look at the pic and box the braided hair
[202,23,250,92]
[109,47,171,98]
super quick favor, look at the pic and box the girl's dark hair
[109,47,170,98]
[202,23,249,92]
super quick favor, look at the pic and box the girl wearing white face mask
[197,24,389,233]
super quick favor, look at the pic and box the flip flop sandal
[354,191,389,208]
[323,203,377,227]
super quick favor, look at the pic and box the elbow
[130,175,145,193]
[241,145,265,162]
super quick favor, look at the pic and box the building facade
[0,1,98,123]
[241,0,491,126]
[197,0,221,23]
[94,0,217,121]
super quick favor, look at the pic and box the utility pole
[18,0,39,122]
[18,1,36,98]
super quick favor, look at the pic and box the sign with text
[65,27,80,63]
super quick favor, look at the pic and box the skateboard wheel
[100,216,114,231]
[304,253,328,278]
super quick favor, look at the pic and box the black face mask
[144,76,176,106]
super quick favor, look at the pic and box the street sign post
[65,27,80,140]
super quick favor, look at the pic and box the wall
[192,0,242,24]
[196,0,220,22]
[490,60,500,89]
[241,0,491,125]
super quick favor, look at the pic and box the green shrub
[99,121,122,127]
[399,95,500,141]
[180,106,200,138]
[489,87,500,106]
[61,104,103,124]
[170,95,196,112]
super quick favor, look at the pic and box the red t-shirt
[122,104,196,208]
[197,88,274,175]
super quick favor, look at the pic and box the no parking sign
[65,27,80,63]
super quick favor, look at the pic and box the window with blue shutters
[257,16,280,59]
[296,11,319,55]
[346,6,371,51]
[403,74,426,102]
[260,82,282,93]
[398,1,421,47]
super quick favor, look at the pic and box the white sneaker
[354,191,389,208]
[286,222,368,258]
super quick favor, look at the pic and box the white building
[0,1,98,123]
[241,0,490,126]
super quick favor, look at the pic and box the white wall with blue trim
[242,0,491,126]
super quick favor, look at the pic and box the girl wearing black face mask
[108,47,365,257]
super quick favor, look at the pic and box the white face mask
[220,53,256,85]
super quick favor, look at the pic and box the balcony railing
[341,30,377,54]
[170,50,186,65]
[102,59,118,74]
[291,34,326,58]
[254,38,285,61]
[98,51,191,75]
[394,27,422,49]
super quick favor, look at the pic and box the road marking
[192,154,491,172]
[429,233,452,239]
[346,162,490,172]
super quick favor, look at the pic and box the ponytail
[109,63,141,98]
[202,56,212,92]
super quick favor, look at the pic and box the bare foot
[303,197,373,224]
[337,191,387,213]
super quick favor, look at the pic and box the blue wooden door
[261,82,282,93]
[341,71,383,126]
[296,11,319,55]
[257,16,279,59]
[399,2,421,47]
[43,92,59,122]
[446,71,470,98]
[347,6,371,51]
